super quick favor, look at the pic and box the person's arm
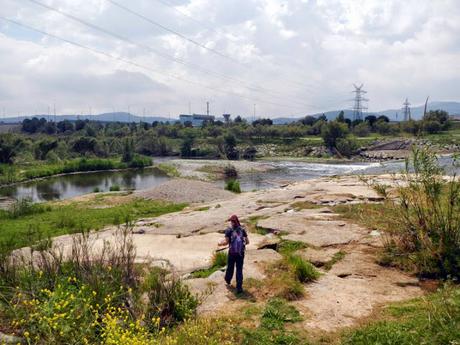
[218,229,230,246]
[218,237,229,246]
[243,229,249,245]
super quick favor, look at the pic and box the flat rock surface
[186,249,281,314]
[299,247,341,266]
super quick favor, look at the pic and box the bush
[190,251,228,278]
[336,137,359,158]
[5,198,49,219]
[223,164,238,178]
[321,121,348,149]
[127,155,152,168]
[110,184,121,192]
[287,254,320,283]
[144,268,198,328]
[373,147,460,279]
[225,179,241,193]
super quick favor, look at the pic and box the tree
[0,135,22,164]
[300,115,317,126]
[72,137,97,154]
[365,115,377,128]
[35,139,58,160]
[224,134,239,160]
[353,122,371,137]
[122,138,134,163]
[57,120,74,133]
[234,116,244,123]
[252,118,273,126]
[424,120,441,134]
[321,121,348,149]
[180,135,194,157]
[424,110,450,130]
[336,137,358,157]
[377,115,390,123]
[336,111,346,123]
[75,119,86,131]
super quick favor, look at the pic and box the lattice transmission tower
[351,84,368,121]
[402,98,411,121]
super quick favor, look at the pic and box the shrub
[5,198,49,219]
[110,184,121,192]
[93,187,101,193]
[144,268,198,328]
[223,164,238,178]
[190,251,227,278]
[287,254,320,283]
[321,121,348,149]
[373,147,460,279]
[128,155,152,168]
[225,179,241,193]
[336,137,359,157]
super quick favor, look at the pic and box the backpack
[229,227,245,256]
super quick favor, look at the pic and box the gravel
[135,178,235,204]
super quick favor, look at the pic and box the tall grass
[225,179,241,193]
[0,223,199,344]
[372,147,460,279]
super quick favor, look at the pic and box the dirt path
[31,175,423,332]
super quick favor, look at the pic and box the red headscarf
[228,214,241,227]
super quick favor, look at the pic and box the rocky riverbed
[14,175,425,333]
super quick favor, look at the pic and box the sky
[0,0,459,118]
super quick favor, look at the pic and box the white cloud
[0,0,459,117]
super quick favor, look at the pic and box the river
[1,156,457,203]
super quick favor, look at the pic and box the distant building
[179,114,215,127]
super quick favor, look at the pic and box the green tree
[0,135,23,164]
[321,121,348,149]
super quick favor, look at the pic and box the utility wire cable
[25,0,313,108]
[0,16,308,111]
[106,0,241,64]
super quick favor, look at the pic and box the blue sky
[0,0,459,118]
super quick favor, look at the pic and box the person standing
[218,215,249,294]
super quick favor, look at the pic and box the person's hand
[218,239,228,246]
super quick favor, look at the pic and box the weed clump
[370,147,460,279]
[225,179,241,193]
[287,254,320,283]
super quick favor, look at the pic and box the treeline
[0,109,453,165]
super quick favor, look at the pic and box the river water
[1,157,457,202]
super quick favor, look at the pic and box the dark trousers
[225,253,244,291]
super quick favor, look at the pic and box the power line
[106,0,240,64]
[25,0,313,108]
[0,16,308,111]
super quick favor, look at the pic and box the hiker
[218,214,249,293]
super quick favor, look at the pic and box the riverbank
[3,171,459,344]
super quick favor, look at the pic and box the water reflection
[0,168,170,202]
[1,156,459,202]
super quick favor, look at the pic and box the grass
[242,298,305,345]
[323,251,346,271]
[190,251,228,278]
[291,201,322,210]
[109,184,121,191]
[341,285,460,345]
[156,163,180,177]
[0,198,186,251]
[287,255,321,283]
[245,215,271,235]
[225,179,241,193]
[0,156,153,186]
[278,240,308,256]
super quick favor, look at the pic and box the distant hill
[272,101,460,124]
[1,101,459,125]
[0,112,175,124]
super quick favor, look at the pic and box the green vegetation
[241,298,305,345]
[109,184,121,191]
[0,224,217,345]
[157,163,180,177]
[190,251,228,278]
[0,197,186,251]
[342,285,460,345]
[323,251,346,271]
[278,240,307,255]
[287,254,321,283]
[225,179,241,193]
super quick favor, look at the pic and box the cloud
[0,0,459,117]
